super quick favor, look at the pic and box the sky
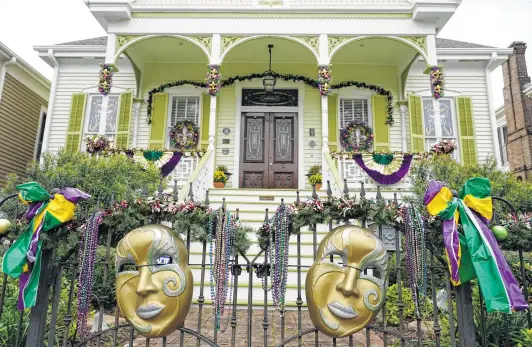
[0,0,531,109]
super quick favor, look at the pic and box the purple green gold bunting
[1,182,90,310]
[353,153,413,185]
[424,178,529,313]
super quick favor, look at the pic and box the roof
[0,41,51,90]
[57,36,497,50]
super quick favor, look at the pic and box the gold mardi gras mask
[306,225,388,338]
[115,225,193,338]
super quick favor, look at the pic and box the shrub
[215,165,228,172]
[308,164,322,175]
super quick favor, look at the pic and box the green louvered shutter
[148,93,169,149]
[408,94,424,152]
[372,95,390,152]
[116,91,133,148]
[200,94,211,150]
[456,96,477,165]
[328,95,338,151]
[65,93,87,152]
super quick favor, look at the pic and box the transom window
[340,98,369,127]
[422,98,458,155]
[84,94,119,140]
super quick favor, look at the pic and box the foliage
[170,200,212,243]
[385,284,433,325]
[308,165,322,175]
[512,328,532,347]
[233,222,252,256]
[216,165,229,172]
[213,170,227,183]
[308,173,322,185]
[408,155,532,251]
[501,216,532,252]
[92,246,117,308]
[291,198,334,233]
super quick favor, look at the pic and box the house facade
[34,0,513,199]
[0,42,50,186]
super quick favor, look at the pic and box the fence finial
[312,184,317,199]
[327,180,332,199]
[296,191,300,204]
[343,179,349,199]
[205,189,210,206]
[173,179,178,201]
[188,182,194,200]
[264,208,269,224]
[360,181,366,199]
[376,186,383,202]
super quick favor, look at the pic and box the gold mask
[115,224,193,338]
[305,225,388,338]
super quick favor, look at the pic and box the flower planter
[314,183,322,190]
[213,182,225,188]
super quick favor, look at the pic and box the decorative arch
[113,35,211,63]
[329,36,429,63]
[220,35,319,64]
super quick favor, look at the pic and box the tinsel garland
[145,73,395,125]
[268,203,293,313]
[401,206,427,318]
[428,66,444,99]
[207,65,221,96]
[76,211,104,337]
[318,65,332,96]
[208,208,237,330]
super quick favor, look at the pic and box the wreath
[169,120,199,151]
[340,121,374,152]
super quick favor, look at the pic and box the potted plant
[216,165,232,179]
[308,173,323,190]
[213,170,227,188]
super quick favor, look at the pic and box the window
[167,96,200,147]
[84,94,119,140]
[340,98,369,127]
[498,125,508,165]
[422,98,458,154]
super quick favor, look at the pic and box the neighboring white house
[495,105,509,171]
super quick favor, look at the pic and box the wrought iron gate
[0,182,530,347]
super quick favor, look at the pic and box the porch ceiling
[124,37,209,65]
[222,37,317,65]
[331,38,418,66]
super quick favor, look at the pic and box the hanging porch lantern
[263,44,276,93]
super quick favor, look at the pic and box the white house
[34,0,513,200]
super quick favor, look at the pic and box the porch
[101,34,434,197]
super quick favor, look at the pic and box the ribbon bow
[2,182,90,310]
[424,178,528,313]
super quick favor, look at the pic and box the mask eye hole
[119,263,138,272]
[155,255,173,266]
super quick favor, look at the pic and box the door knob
[270,163,273,166]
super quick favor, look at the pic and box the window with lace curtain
[83,94,119,140]
[422,98,459,158]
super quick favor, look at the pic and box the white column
[99,34,117,135]
[208,95,217,187]
[399,102,408,152]
[321,95,329,190]
[132,99,142,147]
[318,34,329,65]
[486,52,502,167]
[426,34,438,66]
[211,34,221,64]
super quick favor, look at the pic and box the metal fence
[0,183,530,347]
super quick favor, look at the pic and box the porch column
[398,101,408,152]
[319,34,330,190]
[426,34,441,148]
[207,34,221,187]
[98,34,117,136]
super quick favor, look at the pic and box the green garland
[145,72,395,125]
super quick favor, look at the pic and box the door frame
[234,80,305,189]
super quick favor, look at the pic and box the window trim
[421,97,459,152]
[83,93,120,139]
[165,86,204,149]
[497,125,508,166]
[337,88,374,133]
[33,106,48,160]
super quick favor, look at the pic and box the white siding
[215,86,237,187]
[405,61,494,162]
[303,86,321,188]
[48,57,136,153]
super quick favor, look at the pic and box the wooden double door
[240,112,298,189]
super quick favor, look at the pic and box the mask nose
[336,266,361,297]
[136,266,158,297]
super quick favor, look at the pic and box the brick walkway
[123,307,385,347]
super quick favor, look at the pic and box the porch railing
[177,148,213,202]
[323,152,344,198]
